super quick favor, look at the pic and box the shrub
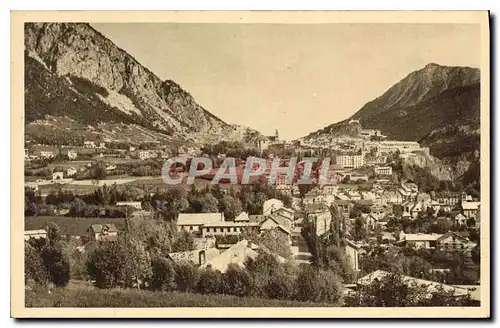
[222,264,252,297]
[196,268,223,294]
[245,253,281,297]
[264,272,295,300]
[150,255,175,291]
[40,245,70,287]
[174,262,199,292]
[294,266,343,303]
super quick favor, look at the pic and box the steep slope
[24,22,234,143]
[351,63,479,127]
[303,63,480,143]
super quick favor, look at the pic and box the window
[190,226,193,231]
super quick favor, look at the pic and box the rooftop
[403,233,443,241]
[177,213,224,226]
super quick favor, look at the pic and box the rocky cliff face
[402,152,454,181]
[24,23,232,141]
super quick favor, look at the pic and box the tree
[189,193,219,213]
[263,266,295,300]
[24,243,49,286]
[352,272,427,307]
[298,184,315,198]
[196,268,223,294]
[353,217,367,241]
[122,237,152,289]
[174,262,199,292]
[150,255,175,291]
[40,244,71,287]
[219,195,243,221]
[255,228,292,259]
[222,264,252,297]
[349,271,471,307]
[30,223,71,287]
[350,203,371,218]
[93,163,107,180]
[126,215,177,255]
[86,241,128,288]
[171,230,195,253]
[429,218,454,234]
[245,253,283,297]
[153,187,190,221]
[316,244,356,283]
[294,266,343,303]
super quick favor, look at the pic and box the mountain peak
[24,22,232,142]
[303,63,480,143]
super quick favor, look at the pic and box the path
[291,217,312,265]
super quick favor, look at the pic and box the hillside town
[21,21,484,310]
[24,120,481,307]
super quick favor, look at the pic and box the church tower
[275,129,279,141]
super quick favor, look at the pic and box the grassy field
[25,285,339,307]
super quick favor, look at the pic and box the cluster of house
[300,179,481,236]
[398,231,477,251]
[297,119,430,164]
[176,198,294,243]
[25,143,105,161]
[24,197,297,274]
[24,217,122,242]
[25,162,122,190]
[25,140,202,163]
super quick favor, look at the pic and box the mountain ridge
[302,63,480,144]
[24,22,236,144]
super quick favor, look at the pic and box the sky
[92,23,480,140]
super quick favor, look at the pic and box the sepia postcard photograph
[10,11,490,318]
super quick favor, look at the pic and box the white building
[263,198,284,216]
[177,213,225,233]
[24,229,47,241]
[336,153,365,168]
[462,201,480,219]
[66,167,77,177]
[374,166,393,176]
[139,151,150,160]
[116,201,143,210]
[376,140,421,154]
[67,150,78,160]
[40,151,55,159]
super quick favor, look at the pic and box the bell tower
[275,129,279,141]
